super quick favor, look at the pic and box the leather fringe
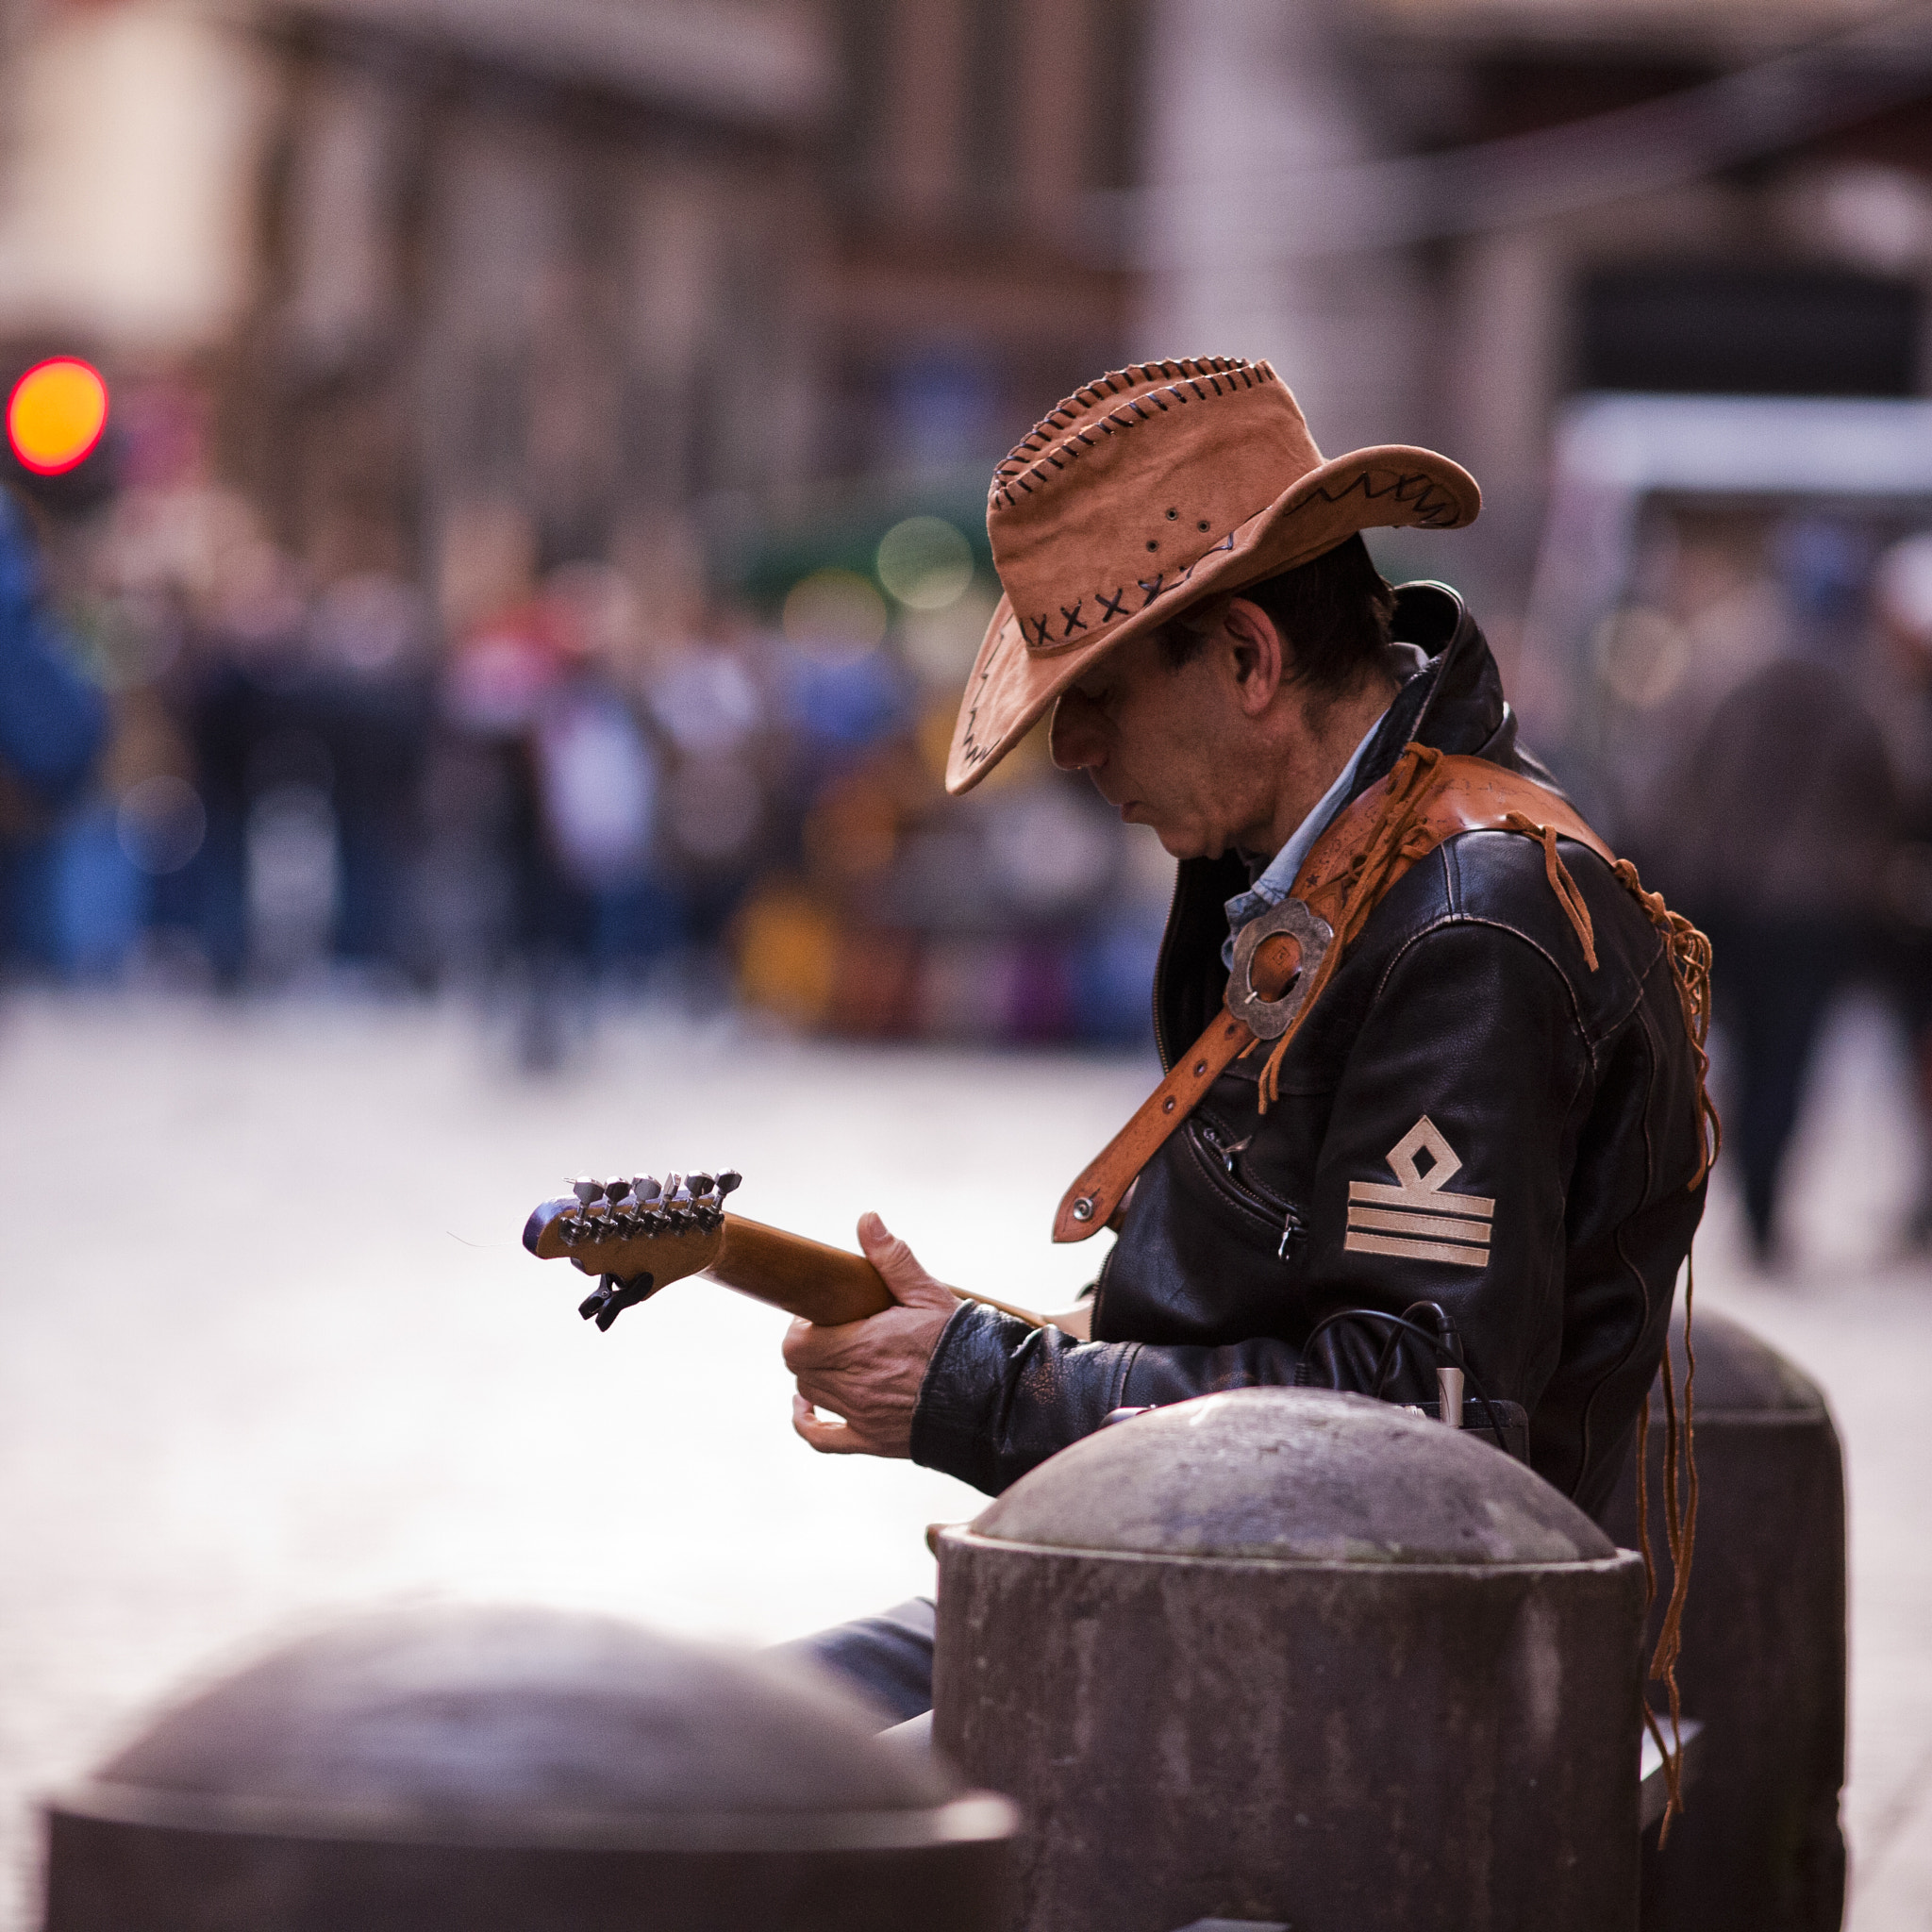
[1509,838,1710,1840]
[1638,1255,1700,1843]
[1609,859,1722,1187]
[1505,823,1722,1183]
[1503,811,1599,970]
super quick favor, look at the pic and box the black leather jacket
[911,584,1707,1524]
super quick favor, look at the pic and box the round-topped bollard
[932,1388,1647,1932]
[42,1605,1015,1932]
[1601,1307,1846,1932]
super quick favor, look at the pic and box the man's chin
[1151,825,1212,861]
[1117,800,1209,861]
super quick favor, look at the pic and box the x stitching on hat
[1060,600,1088,637]
[1096,587,1128,624]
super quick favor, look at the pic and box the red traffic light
[8,358,108,475]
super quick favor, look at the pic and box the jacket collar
[1347,581,1518,798]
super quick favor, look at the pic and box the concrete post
[1600,1307,1847,1932]
[42,1604,1015,1931]
[933,1388,1647,1932]
[1135,0,1427,458]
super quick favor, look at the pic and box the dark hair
[1156,532,1395,694]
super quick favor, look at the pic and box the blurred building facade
[1141,0,1932,617]
[4,0,1932,1056]
[4,0,1929,651]
[0,0,1141,608]
[0,0,1165,1036]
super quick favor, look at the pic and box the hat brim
[945,444,1479,795]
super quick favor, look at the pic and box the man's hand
[785,1212,959,1457]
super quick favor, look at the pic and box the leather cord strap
[1052,745,1612,1243]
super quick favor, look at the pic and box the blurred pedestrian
[647,613,770,963]
[1667,656,1896,1264]
[1873,533,1932,1243]
[307,571,435,979]
[441,567,667,1064]
[0,485,108,963]
[161,533,309,986]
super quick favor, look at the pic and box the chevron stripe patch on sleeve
[1344,1116,1491,1268]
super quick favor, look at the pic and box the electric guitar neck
[523,1172,1054,1334]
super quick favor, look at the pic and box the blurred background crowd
[4,0,1932,1257]
[0,455,1164,1058]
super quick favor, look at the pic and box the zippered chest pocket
[1190,1110,1308,1263]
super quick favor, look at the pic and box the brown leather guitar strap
[1052,743,1618,1243]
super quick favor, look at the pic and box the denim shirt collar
[1220,643,1428,966]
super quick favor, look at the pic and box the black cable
[1293,1307,1512,1451]
[1369,1322,1407,1401]
[1369,1302,1455,1402]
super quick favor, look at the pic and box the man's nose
[1050,691,1104,771]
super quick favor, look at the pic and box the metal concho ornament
[1227,896,1334,1041]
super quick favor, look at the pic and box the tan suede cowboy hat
[945,355,1481,794]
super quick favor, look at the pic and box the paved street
[1,988,1928,1926]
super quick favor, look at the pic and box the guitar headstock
[523,1171,741,1329]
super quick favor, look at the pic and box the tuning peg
[691,1170,733,1227]
[632,1175,662,1202]
[604,1174,632,1200]
[716,1170,741,1198]
[688,1173,715,1197]
[571,1176,603,1207]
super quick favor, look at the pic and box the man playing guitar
[596,358,1714,1724]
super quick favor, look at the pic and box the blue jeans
[770,1597,936,1725]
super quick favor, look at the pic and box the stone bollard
[933,1388,1647,1932]
[42,1604,1015,1932]
[1600,1307,1847,1932]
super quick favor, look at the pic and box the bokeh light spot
[735,882,840,1025]
[876,516,974,610]
[782,568,888,661]
[902,581,997,690]
[1593,606,1690,710]
[8,358,108,475]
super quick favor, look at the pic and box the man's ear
[1221,598,1286,718]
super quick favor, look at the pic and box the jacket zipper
[1191,1112,1307,1263]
